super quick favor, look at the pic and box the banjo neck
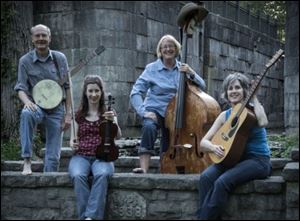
[58,46,105,86]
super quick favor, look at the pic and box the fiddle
[96,94,119,161]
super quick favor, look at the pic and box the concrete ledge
[1,155,289,175]
[1,171,293,220]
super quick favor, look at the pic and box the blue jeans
[68,155,114,220]
[139,111,169,156]
[20,104,64,172]
[197,155,272,220]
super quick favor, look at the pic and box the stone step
[1,155,292,176]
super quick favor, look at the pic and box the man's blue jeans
[68,155,114,220]
[197,155,272,220]
[20,104,64,172]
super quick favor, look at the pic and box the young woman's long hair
[76,75,106,121]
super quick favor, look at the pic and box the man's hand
[24,100,38,112]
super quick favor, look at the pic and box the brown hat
[177,3,209,28]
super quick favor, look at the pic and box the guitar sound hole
[231,117,238,127]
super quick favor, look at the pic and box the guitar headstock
[266,49,284,68]
[95,46,105,55]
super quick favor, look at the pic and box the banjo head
[32,79,63,110]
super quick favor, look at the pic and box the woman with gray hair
[130,34,206,173]
[197,72,271,219]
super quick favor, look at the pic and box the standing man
[14,24,72,175]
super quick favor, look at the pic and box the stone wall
[32,1,194,137]
[284,1,299,136]
[203,13,284,128]
[30,1,285,138]
[1,149,299,220]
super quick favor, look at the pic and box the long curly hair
[75,75,106,121]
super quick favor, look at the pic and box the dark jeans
[197,154,272,220]
[138,111,169,157]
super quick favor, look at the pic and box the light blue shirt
[130,58,206,118]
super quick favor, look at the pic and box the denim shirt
[14,49,69,100]
[130,58,206,118]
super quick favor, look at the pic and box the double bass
[160,3,221,174]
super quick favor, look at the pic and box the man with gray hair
[14,24,72,175]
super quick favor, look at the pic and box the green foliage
[1,138,21,161]
[1,1,18,81]
[269,134,299,158]
[1,133,44,161]
[239,1,286,42]
[1,2,16,45]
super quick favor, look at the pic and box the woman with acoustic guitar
[68,75,121,220]
[197,72,272,220]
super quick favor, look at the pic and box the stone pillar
[284,1,299,136]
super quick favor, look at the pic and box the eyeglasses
[161,45,176,50]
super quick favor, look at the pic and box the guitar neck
[235,49,284,118]
[236,67,269,117]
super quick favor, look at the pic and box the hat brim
[177,3,209,28]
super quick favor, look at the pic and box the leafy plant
[1,138,21,161]
[1,132,44,161]
[269,134,299,158]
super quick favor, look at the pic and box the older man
[14,24,72,174]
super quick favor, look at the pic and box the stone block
[283,162,299,182]
[286,182,299,208]
[254,176,285,193]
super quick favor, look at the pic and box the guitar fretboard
[236,49,284,118]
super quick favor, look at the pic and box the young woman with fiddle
[68,75,121,220]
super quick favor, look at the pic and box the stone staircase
[1,148,299,220]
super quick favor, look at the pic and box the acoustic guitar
[208,49,284,167]
[96,94,119,162]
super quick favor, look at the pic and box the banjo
[32,46,105,110]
